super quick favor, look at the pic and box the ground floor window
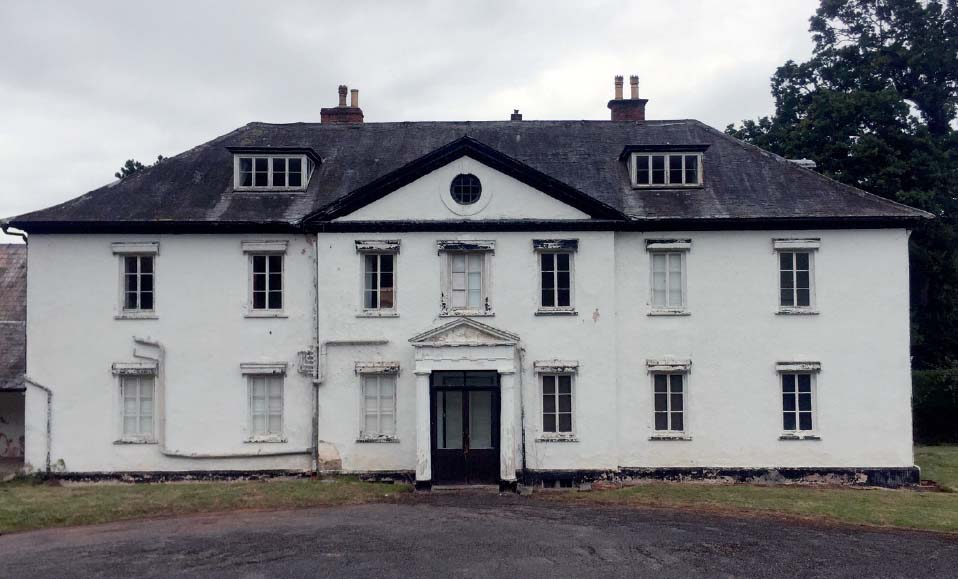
[361,374,397,438]
[120,374,154,440]
[782,373,814,432]
[249,374,284,437]
[653,373,685,432]
[541,374,573,435]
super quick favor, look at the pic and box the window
[250,254,283,311]
[633,153,702,187]
[122,255,154,312]
[653,373,685,432]
[249,374,284,437]
[539,252,573,310]
[450,173,482,205]
[541,374,574,435]
[234,155,309,190]
[120,374,154,440]
[779,251,813,308]
[361,374,397,439]
[363,253,395,311]
[444,252,489,313]
[782,373,814,432]
[650,252,684,310]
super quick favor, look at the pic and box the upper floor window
[356,240,400,316]
[632,153,702,187]
[450,173,482,205]
[233,154,311,191]
[539,252,573,311]
[438,240,495,316]
[112,242,159,318]
[242,240,288,316]
[646,239,690,314]
[774,239,819,313]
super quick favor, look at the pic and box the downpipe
[21,376,52,474]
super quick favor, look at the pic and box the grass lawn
[546,445,958,534]
[0,477,410,534]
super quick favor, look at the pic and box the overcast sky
[0,0,819,242]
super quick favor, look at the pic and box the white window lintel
[240,362,288,375]
[776,361,822,373]
[773,238,821,251]
[112,362,158,376]
[646,239,692,251]
[355,240,401,253]
[532,239,579,252]
[112,242,159,255]
[355,361,401,375]
[534,360,579,373]
[241,240,288,254]
[646,358,691,373]
[437,239,495,253]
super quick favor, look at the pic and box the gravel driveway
[1,490,956,578]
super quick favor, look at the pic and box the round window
[450,174,482,205]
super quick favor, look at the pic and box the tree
[115,155,166,180]
[728,0,958,372]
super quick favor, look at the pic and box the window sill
[233,187,307,194]
[648,310,690,317]
[776,308,819,316]
[440,311,495,318]
[535,310,578,316]
[245,436,288,444]
[356,436,400,444]
[114,313,158,320]
[114,438,157,445]
[649,434,692,441]
[631,185,704,190]
[356,311,400,318]
[779,434,821,441]
[536,436,578,443]
[245,311,289,319]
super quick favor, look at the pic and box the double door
[430,371,500,484]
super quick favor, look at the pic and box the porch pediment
[409,318,519,348]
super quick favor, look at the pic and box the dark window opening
[450,174,482,205]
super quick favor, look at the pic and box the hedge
[913,369,958,443]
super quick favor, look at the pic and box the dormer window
[632,153,702,187]
[228,147,319,192]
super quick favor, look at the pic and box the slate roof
[7,120,930,231]
[0,245,26,390]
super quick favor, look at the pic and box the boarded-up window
[249,374,284,436]
[121,374,154,439]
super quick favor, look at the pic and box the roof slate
[0,245,26,390]
[8,120,929,229]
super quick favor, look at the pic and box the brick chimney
[321,84,364,124]
[608,74,648,121]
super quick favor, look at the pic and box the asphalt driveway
[1,490,956,578]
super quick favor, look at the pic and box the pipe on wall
[21,376,51,474]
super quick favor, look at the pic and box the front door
[430,371,500,484]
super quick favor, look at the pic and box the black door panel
[431,371,500,484]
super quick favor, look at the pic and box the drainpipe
[0,221,27,244]
[517,345,528,481]
[133,336,310,459]
[311,235,320,475]
[21,376,51,474]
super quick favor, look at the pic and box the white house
[2,78,931,489]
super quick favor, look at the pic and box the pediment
[409,318,519,347]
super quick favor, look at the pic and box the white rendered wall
[24,234,314,472]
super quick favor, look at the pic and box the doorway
[430,371,500,484]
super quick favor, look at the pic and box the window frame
[648,249,687,313]
[536,250,576,313]
[359,372,399,441]
[631,152,703,188]
[247,252,285,316]
[119,254,156,314]
[779,370,819,438]
[776,247,817,313]
[360,252,398,315]
[233,154,311,192]
[439,247,494,316]
[539,372,576,439]
[246,373,286,442]
[118,372,156,443]
[651,372,687,436]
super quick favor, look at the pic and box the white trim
[536,249,576,313]
[437,239,496,253]
[534,360,579,373]
[240,362,288,375]
[646,239,692,251]
[359,372,398,440]
[776,247,816,311]
[247,252,285,315]
[776,361,822,373]
[241,240,288,253]
[355,361,401,375]
[539,372,576,439]
[630,152,704,188]
[648,250,687,312]
[646,358,691,373]
[247,373,285,440]
[233,154,311,192]
[118,254,156,315]
[112,242,159,255]
[779,371,819,437]
[355,240,401,253]
[360,251,398,314]
[773,238,821,250]
[112,362,158,375]
[532,239,579,252]
[650,371,688,436]
[117,373,156,443]
[440,249,493,316]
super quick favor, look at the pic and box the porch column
[499,370,518,483]
[414,371,431,488]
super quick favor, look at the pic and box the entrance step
[431,484,501,494]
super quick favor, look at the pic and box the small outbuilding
[0,244,26,472]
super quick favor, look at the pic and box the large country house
[2,77,931,489]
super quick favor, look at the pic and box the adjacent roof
[8,119,931,232]
[0,245,26,391]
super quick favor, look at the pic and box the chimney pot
[614,75,624,100]
[350,89,359,108]
[608,74,648,121]
[322,84,364,124]
[630,75,639,99]
[338,85,348,107]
